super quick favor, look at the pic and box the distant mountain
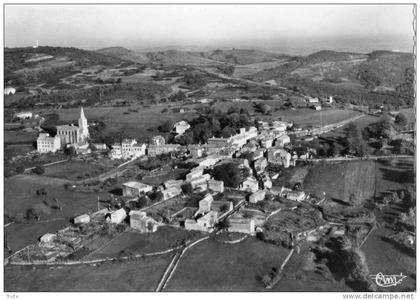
[145,50,222,66]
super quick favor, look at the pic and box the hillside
[145,50,222,66]
[5,46,130,87]
[206,49,286,65]
[96,47,150,64]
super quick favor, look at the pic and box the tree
[15,165,25,174]
[137,196,150,208]
[213,163,242,188]
[345,123,368,157]
[181,182,193,194]
[395,113,408,127]
[64,145,76,156]
[33,165,45,175]
[158,120,173,133]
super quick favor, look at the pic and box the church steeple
[78,106,89,143]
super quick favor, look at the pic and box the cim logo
[369,272,407,288]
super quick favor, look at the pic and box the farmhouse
[122,181,153,197]
[198,193,214,213]
[130,211,158,233]
[161,186,182,200]
[267,148,292,167]
[284,191,306,202]
[240,177,259,193]
[207,179,224,193]
[275,135,291,147]
[109,208,127,224]
[249,190,266,203]
[173,120,191,135]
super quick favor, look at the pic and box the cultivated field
[43,160,114,181]
[5,253,172,292]
[165,237,290,291]
[304,161,376,203]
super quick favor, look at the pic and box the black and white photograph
[2,2,417,295]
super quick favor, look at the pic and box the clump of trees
[213,162,243,188]
[345,123,368,157]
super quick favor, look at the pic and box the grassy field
[232,60,289,78]
[55,105,198,140]
[5,130,38,144]
[87,226,203,259]
[43,160,113,181]
[5,253,172,292]
[165,237,290,291]
[373,159,415,197]
[304,161,376,203]
[263,108,361,127]
[361,227,416,292]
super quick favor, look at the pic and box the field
[85,226,203,260]
[43,160,114,181]
[5,253,172,291]
[304,161,376,203]
[232,60,290,78]
[165,237,290,291]
[54,105,198,140]
[362,227,416,292]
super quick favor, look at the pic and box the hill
[96,46,149,64]
[145,50,222,66]
[206,49,286,65]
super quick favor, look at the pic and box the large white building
[110,139,147,159]
[56,107,89,148]
[37,133,61,153]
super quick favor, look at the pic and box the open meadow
[165,237,290,291]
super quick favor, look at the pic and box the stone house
[110,208,127,224]
[130,210,158,233]
[122,181,153,197]
[198,193,214,213]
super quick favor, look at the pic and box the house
[284,191,306,202]
[211,201,233,213]
[74,214,90,224]
[4,87,16,95]
[40,233,56,243]
[147,144,181,157]
[173,120,191,135]
[198,194,214,213]
[130,210,158,233]
[275,135,291,147]
[92,143,107,151]
[267,148,292,167]
[186,167,204,181]
[185,211,218,232]
[259,173,272,189]
[195,154,223,168]
[240,177,259,193]
[260,137,274,149]
[15,111,33,119]
[253,157,268,174]
[37,133,61,153]
[228,216,255,234]
[110,208,127,224]
[230,127,258,149]
[307,97,319,103]
[188,144,204,158]
[164,179,183,190]
[190,174,211,190]
[207,179,224,193]
[241,140,258,153]
[312,105,322,111]
[249,190,266,203]
[110,139,146,160]
[122,181,153,197]
[162,186,182,200]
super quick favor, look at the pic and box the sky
[4,4,415,53]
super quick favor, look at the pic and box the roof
[122,181,152,190]
[56,124,79,131]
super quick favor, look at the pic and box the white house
[249,190,266,203]
[37,133,61,153]
[198,193,214,213]
[284,191,306,202]
[15,112,33,119]
[190,174,211,191]
[207,179,224,193]
[130,210,158,233]
[40,233,56,243]
[275,135,291,147]
[4,87,16,95]
[110,208,127,224]
[228,216,255,234]
[240,177,259,193]
[110,139,146,160]
[122,181,153,197]
[74,214,90,224]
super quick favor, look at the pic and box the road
[298,154,414,163]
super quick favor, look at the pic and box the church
[56,107,90,148]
